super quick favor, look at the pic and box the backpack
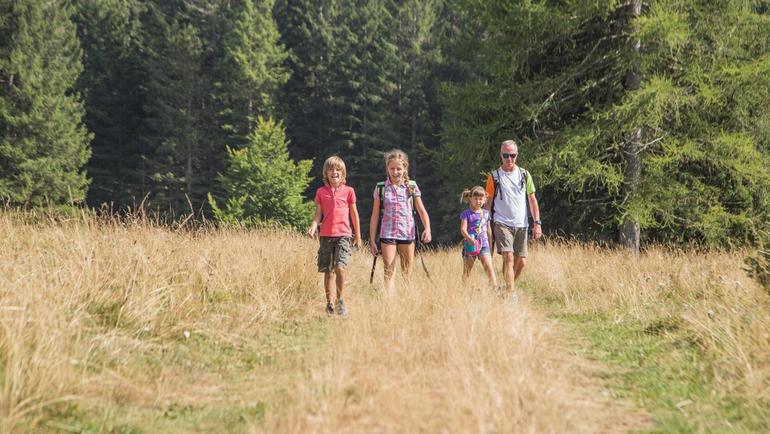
[374,180,418,247]
[490,167,530,228]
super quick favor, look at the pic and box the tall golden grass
[1,212,766,432]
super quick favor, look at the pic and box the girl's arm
[369,197,380,256]
[459,218,474,244]
[307,203,323,238]
[350,203,362,248]
[414,197,432,243]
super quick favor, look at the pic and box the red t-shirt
[314,185,356,237]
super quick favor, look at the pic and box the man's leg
[513,256,527,281]
[502,252,515,290]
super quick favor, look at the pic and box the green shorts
[317,236,354,272]
[493,222,528,257]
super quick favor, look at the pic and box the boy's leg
[334,266,346,300]
[381,243,398,292]
[397,242,415,281]
[324,271,334,303]
[479,255,497,287]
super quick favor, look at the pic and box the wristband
[534,220,542,225]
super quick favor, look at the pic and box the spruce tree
[74,0,147,209]
[0,0,92,206]
[439,0,770,247]
[208,117,314,229]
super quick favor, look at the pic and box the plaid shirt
[374,179,421,240]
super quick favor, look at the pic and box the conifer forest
[2,0,770,248]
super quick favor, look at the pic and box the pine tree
[208,117,314,229]
[439,0,770,247]
[140,3,211,212]
[74,0,147,209]
[0,0,92,206]
[216,0,289,147]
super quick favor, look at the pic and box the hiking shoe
[325,302,334,315]
[510,292,519,305]
[336,299,348,316]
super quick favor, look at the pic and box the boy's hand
[306,226,316,239]
[353,236,362,249]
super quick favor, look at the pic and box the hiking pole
[369,254,378,284]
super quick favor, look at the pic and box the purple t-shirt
[459,209,490,249]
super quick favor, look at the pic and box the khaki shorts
[317,236,354,272]
[493,222,528,257]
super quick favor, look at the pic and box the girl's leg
[397,242,415,281]
[334,266,346,300]
[479,255,497,288]
[462,257,474,283]
[381,243,398,292]
[324,271,334,303]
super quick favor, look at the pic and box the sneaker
[336,299,348,316]
[325,302,334,315]
[510,292,519,305]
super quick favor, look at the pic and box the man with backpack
[484,140,542,302]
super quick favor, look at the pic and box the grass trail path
[255,249,650,433]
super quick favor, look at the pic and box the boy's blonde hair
[322,156,347,186]
[383,149,410,184]
[460,186,487,203]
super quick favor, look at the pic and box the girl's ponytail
[460,186,487,204]
[459,188,472,203]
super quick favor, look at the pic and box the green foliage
[216,0,289,146]
[438,0,770,246]
[0,0,92,206]
[745,231,770,293]
[208,117,313,229]
[74,0,148,209]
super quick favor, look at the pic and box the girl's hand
[421,229,432,244]
[370,240,379,256]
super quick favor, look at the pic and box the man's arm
[528,193,542,240]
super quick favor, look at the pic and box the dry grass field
[0,211,768,433]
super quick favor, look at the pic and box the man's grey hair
[501,139,518,149]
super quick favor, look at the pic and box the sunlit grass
[0,212,767,432]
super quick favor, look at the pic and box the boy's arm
[350,203,362,248]
[307,203,322,238]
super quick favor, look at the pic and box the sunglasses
[501,153,518,159]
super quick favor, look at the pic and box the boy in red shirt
[307,156,362,316]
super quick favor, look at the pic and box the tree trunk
[620,0,643,253]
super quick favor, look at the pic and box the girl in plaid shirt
[369,149,431,291]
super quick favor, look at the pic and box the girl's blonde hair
[322,156,347,186]
[460,186,487,203]
[384,149,410,184]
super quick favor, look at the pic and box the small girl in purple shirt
[459,186,497,289]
